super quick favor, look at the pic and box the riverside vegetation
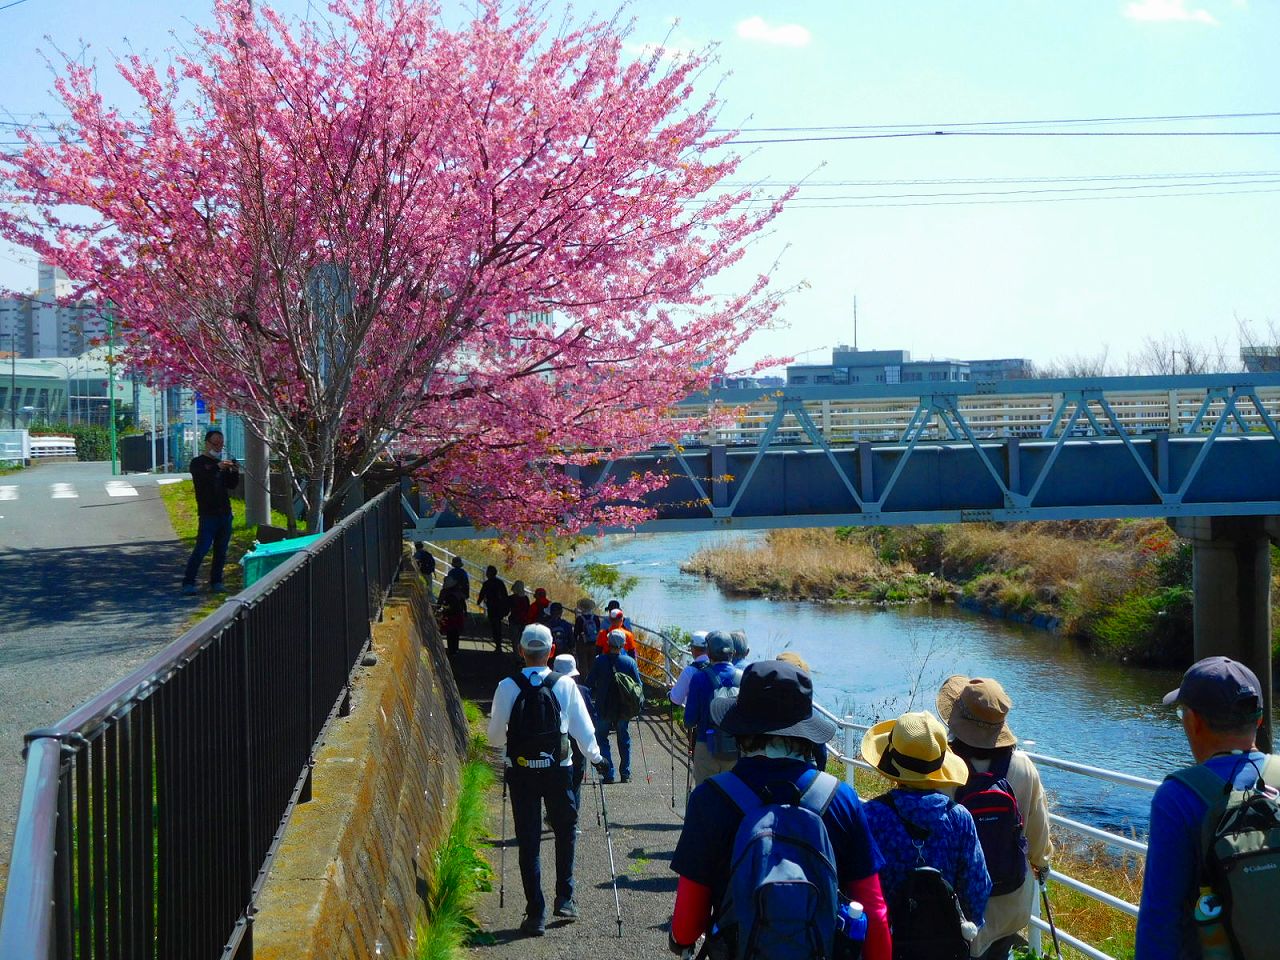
[683,522,1280,671]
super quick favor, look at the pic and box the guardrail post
[842,715,855,788]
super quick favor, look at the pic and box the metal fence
[0,488,404,960]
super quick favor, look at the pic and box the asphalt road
[0,460,196,897]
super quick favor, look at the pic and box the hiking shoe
[181,583,198,596]
[519,915,546,937]
[210,582,227,594]
[600,775,615,785]
[554,899,580,920]
[620,774,632,783]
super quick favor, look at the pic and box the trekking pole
[597,779,624,937]
[1037,867,1062,959]
[591,773,602,826]
[670,715,677,808]
[498,776,508,909]
[635,714,654,785]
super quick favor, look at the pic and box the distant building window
[791,375,809,385]
[815,375,832,384]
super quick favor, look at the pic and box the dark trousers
[488,611,506,652]
[183,513,233,587]
[507,766,579,920]
[596,716,631,780]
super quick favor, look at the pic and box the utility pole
[853,295,858,351]
[8,330,15,429]
[107,312,118,475]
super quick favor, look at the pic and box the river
[571,530,1276,836]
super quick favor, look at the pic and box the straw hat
[935,675,1017,748]
[860,711,970,788]
[575,597,597,614]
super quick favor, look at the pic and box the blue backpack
[705,770,842,960]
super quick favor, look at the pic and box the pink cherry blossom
[0,0,791,533]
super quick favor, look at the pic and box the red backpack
[955,752,1028,896]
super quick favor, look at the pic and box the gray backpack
[1169,754,1280,960]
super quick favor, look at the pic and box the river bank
[682,522,1280,670]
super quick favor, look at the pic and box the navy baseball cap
[706,630,735,660]
[1163,656,1262,721]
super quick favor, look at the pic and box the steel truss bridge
[404,373,1280,539]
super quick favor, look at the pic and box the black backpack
[955,752,1028,896]
[506,672,570,769]
[873,794,971,960]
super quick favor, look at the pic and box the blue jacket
[586,651,642,720]
[684,661,741,742]
[1136,750,1272,959]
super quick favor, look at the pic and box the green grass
[158,479,293,620]
[0,460,22,475]
[415,759,496,959]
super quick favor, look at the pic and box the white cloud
[1123,0,1219,25]
[735,15,812,48]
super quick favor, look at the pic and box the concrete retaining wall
[253,572,468,960]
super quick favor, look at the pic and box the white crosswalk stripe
[0,485,16,501]
[50,483,78,499]
[105,480,139,498]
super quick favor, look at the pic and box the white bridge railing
[423,540,1151,960]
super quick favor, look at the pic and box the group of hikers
[454,547,1277,959]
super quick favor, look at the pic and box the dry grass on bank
[682,528,934,601]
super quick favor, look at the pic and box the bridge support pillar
[1170,515,1280,752]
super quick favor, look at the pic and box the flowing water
[571,530,1276,836]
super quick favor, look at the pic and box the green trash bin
[239,532,326,587]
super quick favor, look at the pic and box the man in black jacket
[181,429,241,594]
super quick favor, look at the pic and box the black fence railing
[0,488,404,960]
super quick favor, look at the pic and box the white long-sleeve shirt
[670,654,709,706]
[487,666,604,767]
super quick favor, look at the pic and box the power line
[722,185,1280,210]
[723,176,1280,203]
[723,169,1280,187]
[729,129,1280,145]
[0,0,36,11]
[715,110,1280,133]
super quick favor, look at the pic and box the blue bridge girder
[402,373,1280,540]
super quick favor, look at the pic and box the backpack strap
[1168,763,1235,809]
[797,771,840,817]
[710,771,764,816]
[512,671,534,695]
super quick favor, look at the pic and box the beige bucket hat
[936,675,1017,749]
[860,711,970,788]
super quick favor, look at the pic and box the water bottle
[1193,888,1234,960]
[835,899,867,958]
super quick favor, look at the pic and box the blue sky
[1,0,1277,372]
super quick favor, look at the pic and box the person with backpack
[1136,656,1278,960]
[670,631,710,707]
[586,629,645,783]
[684,631,744,787]
[444,554,470,601]
[595,608,638,655]
[545,602,574,655]
[572,598,602,664]
[437,577,467,655]
[936,676,1052,960]
[552,653,594,809]
[861,711,990,960]
[669,659,893,960]
[413,542,436,586]
[508,581,532,648]
[477,565,510,654]
[487,624,609,937]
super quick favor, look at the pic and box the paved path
[0,461,194,896]
[453,636,690,960]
